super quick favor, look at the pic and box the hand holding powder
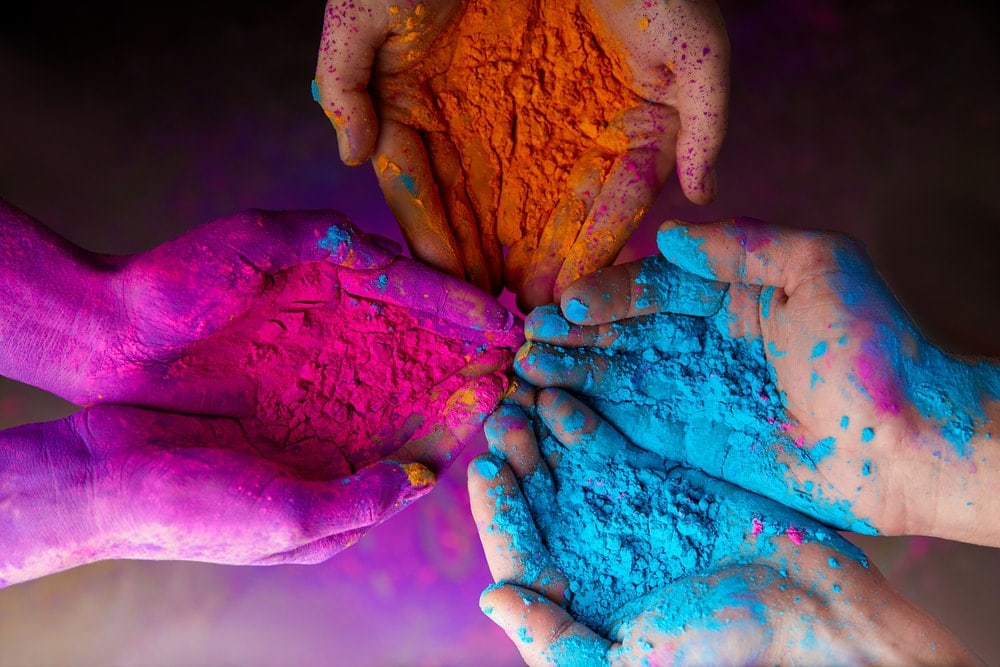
[314,0,729,310]
[464,390,972,665]
[518,217,1000,549]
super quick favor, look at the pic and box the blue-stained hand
[466,389,966,666]
[514,218,1000,541]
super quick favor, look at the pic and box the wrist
[0,416,107,587]
[903,353,1000,545]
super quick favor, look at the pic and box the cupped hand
[517,217,1000,538]
[467,389,971,666]
[313,0,729,310]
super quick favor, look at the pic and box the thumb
[313,1,386,165]
[656,218,845,295]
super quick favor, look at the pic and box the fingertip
[524,304,572,340]
[680,162,718,205]
[656,219,716,279]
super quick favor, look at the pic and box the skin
[313,0,729,309]
[517,218,1000,546]
[468,388,980,666]
[0,200,521,587]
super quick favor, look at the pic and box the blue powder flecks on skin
[810,371,822,389]
[811,437,836,463]
[398,173,418,196]
[634,254,727,316]
[760,285,776,319]
[310,79,322,103]
[831,246,1000,457]
[861,460,872,476]
[517,627,533,644]
[564,298,589,323]
[810,341,828,359]
[376,273,388,290]
[656,225,715,279]
[767,341,787,358]
[860,427,875,443]
[840,415,850,429]
[318,225,351,254]
[490,402,867,638]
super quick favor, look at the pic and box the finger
[299,459,435,539]
[552,145,671,298]
[468,455,568,601]
[557,254,726,325]
[515,342,611,396]
[669,4,730,204]
[536,388,628,461]
[338,255,517,334]
[253,526,368,565]
[395,369,510,473]
[516,151,606,311]
[372,119,466,280]
[425,131,503,295]
[313,1,385,164]
[525,305,708,355]
[656,218,851,294]
[480,583,612,667]
[484,404,557,515]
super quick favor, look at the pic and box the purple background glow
[1,2,999,664]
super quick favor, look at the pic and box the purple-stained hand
[0,200,522,586]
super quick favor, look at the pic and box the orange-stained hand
[314,0,729,311]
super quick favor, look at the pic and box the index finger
[314,0,386,164]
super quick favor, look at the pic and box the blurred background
[1,1,998,664]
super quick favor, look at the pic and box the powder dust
[170,261,513,480]
[374,0,642,294]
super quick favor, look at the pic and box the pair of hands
[313,0,729,310]
[469,387,977,665]
[0,201,521,586]
[468,218,996,664]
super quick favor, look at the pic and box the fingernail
[562,297,589,323]
[472,455,502,479]
[525,305,570,339]
[656,222,714,279]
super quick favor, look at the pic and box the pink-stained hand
[0,201,522,585]
[313,1,729,310]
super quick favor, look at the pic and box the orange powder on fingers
[374,0,643,296]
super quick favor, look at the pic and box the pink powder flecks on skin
[786,526,804,545]
[171,261,515,479]
[855,352,902,416]
[751,516,764,536]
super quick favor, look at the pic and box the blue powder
[526,306,571,338]
[840,415,850,429]
[828,557,841,568]
[564,298,589,323]
[810,341,828,359]
[767,341,787,358]
[633,254,727,316]
[831,247,1000,456]
[310,79,322,103]
[517,627,533,644]
[656,225,715,279]
[488,400,867,638]
[318,225,351,254]
[860,427,875,443]
[518,293,876,535]
[398,174,418,196]
[760,285,776,319]
[861,460,872,476]
[376,273,388,290]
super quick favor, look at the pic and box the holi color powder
[174,261,513,478]
[490,401,865,635]
[373,0,642,292]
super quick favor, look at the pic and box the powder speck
[860,427,875,443]
[564,298,590,323]
[810,341,828,359]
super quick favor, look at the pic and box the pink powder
[171,262,516,479]
[786,526,804,545]
[750,516,764,536]
[855,352,902,416]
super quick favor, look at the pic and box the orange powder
[374,1,643,297]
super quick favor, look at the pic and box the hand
[0,208,522,585]
[516,218,1000,544]
[468,389,980,666]
[313,1,729,310]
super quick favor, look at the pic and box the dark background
[1,1,998,664]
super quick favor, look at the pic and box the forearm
[0,198,120,402]
[0,417,103,587]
